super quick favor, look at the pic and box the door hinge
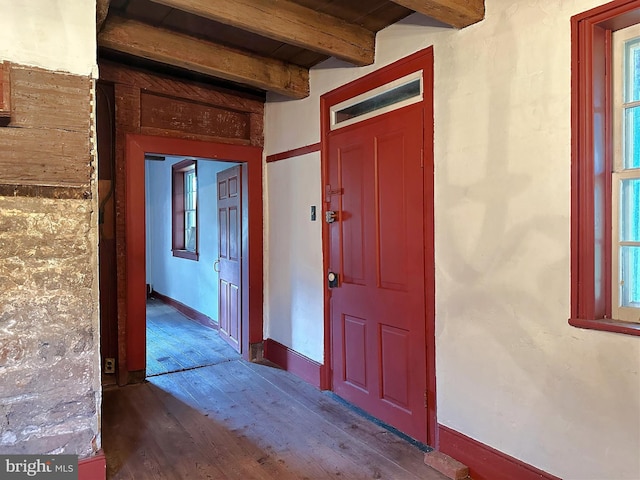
[424,389,428,409]
[420,149,424,168]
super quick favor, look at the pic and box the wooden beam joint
[99,17,309,98]
[392,0,485,29]
[150,0,375,66]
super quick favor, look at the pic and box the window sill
[172,250,198,261]
[569,317,640,337]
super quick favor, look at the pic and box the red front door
[217,165,242,352]
[328,104,427,442]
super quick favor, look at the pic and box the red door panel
[217,165,242,352]
[329,104,427,442]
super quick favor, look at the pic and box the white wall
[264,154,324,361]
[0,0,96,77]
[264,1,640,479]
[146,157,238,321]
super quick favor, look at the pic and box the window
[571,0,640,335]
[329,71,423,130]
[613,25,640,322]
[172,159,198,260]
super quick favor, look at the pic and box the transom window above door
[329,71,423,130]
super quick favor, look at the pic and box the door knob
[325,210,338,224]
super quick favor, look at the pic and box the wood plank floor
[103,302,446,480]
[146,297,239,376]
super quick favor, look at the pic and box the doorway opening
[144,156,243,376]
[123,135,263,382]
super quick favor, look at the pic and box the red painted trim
[570,0,640,335]
[78,451,106,480]
[569,317,640,336]
[438,425,562,480]
[125,134,263,371]
[266,142,321,163]
[264,338,322,389]
[320,47,436,446]
[151,291,218,330]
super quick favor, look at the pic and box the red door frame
[320,47,436,446]
[124,134,263,373]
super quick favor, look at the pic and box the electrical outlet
[104,358,116,374]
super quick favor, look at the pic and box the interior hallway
[102,301,447,479]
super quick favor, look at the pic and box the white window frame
[612,24,640,323]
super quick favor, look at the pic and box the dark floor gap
[327,392,433,454]
[145,358,236,378]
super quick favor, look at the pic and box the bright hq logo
[0,455,77,479]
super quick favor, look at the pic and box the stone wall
[0,62,99,457]
[0,196,99,456]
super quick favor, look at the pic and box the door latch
[325,210,338,224]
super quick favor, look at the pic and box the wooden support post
[0,62,11,126]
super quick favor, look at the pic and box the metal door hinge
[424,390,428,409]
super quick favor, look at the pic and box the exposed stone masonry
[0,196,99,456]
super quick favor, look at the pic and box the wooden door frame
[124,134,263,376]
[319,47,436,446]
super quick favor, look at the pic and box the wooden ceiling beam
[149,0,375,66]
[391,0,484,28]
[98,16,310,99]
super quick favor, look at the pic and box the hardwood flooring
[103,301,446,480]
[146,297,239,376]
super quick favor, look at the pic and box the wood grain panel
[229,206,239,261]
[0,128,91,187]
[99,60,264,112]
[344,315,368,391]
[376,130,408,291]
[380,324,410,410]
[340,143,366,285]
[10,67,91,131]
[140,91,250,140]
[0,66,92,188]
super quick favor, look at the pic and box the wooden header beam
[150,0,375,66]
[391,0,484,28]
[98,17,310,99]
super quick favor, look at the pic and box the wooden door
[217,165,242,352]
[328,104,427,442]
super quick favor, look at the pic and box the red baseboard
[263,338,322,388]
[78,450,106,480]
[438,425,562,480]
[152,291,218,330]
